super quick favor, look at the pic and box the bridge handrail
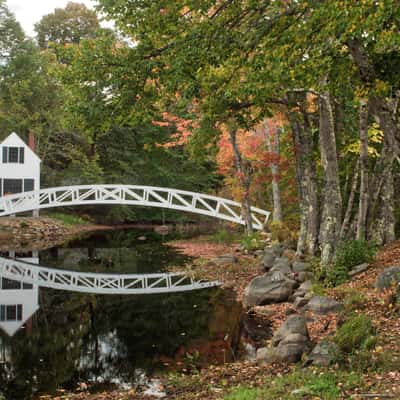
[0,184,270,230]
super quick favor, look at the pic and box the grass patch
[47,212,89,226]
[208,228,240,245]
[225,369,362,400]
[326,240,377,287]
[240,231,264,251]
[334,314,375,353]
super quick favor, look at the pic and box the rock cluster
[245,244,343,365]
[0,217,70,246]
[244,245,313,307]
[257,315,312,363]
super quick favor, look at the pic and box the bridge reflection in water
[0,256,220,337]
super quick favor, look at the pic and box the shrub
[209,228,239,244]
[269,221,298,248]
[344,292,367,311]
[334,314,375,353]
[240,232,264,251]
[325,240,377,286]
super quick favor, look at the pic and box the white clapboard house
[0,132,41,216]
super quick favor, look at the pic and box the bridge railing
[0,185,270,230]
[0,257,220,294]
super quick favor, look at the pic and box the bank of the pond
[12,234,400,400]
[0,216,160,249]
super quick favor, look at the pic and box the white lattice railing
[0,257,220,294]
[0,185,270,230]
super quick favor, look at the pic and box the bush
[325,240,377,286]
[240,232,264,251]
[269,221,298,247]
[343,291,367,312]
[209,228,239,244]
[334,314,375,353]
[335,239,376,269]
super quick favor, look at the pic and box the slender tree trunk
[367,96,398,240]
[287,91,319,256]
[356,100,369,240]
[288,110,308,255]
[228,127,253,233]
[340,160,360,239]
[263,122,283,223]
[301,106,319,255]
[318,89,342,265]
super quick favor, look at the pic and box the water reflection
[0,254,39,337]
[0,231,242,400]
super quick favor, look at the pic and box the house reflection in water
[0,251,39,337]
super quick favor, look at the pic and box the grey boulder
[304,296,342,314]
[348,263,369,277]
[243,272,297,307]
[210,254,237,265]
[292,261,311,273]
[262,251,276,269]
[272,314,309,346]
[305,340,339,366]
[257,315,311,364]
[375,266,400,290]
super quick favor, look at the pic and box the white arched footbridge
[0,257,220,294]
[0,185,270,230]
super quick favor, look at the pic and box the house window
[24,179,34,192]
[3,179,22,195]
[2,146,25,163]
[0,304,23,321]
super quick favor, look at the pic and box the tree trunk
[288,110,308,255]
[340,160,359,239]
[301,105,319,255]
[367,96,398,239]
[228,127,253,233]
[263,122,283,223]
[287,92,319,256]
[370,169,396,245]
[318,89,342,265]
[356,100,369,240]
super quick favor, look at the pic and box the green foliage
[224,370,362,400]
[34,1,100,49]
[334,314,375,354]
[342,291,367,312]
[19,220,29,229]
[208,228,239,245]
[335,239,377,270]
[0,0,24,60]
[47,212,89,226]
[324,240,377,287]
[224,387,262,400]
[240,232,264,251]
[270,221,298,246]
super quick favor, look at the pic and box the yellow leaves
[344,124,383,157]
[374,79,389,95]
[368,123,384,144]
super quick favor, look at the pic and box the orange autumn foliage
[152,112,197,148]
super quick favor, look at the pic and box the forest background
[0,0,399,266]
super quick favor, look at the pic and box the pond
[0,228,243,400]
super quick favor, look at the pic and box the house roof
[0,132,41,163]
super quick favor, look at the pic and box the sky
[6,0,109,37]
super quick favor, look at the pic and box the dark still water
[0,229,242,400]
